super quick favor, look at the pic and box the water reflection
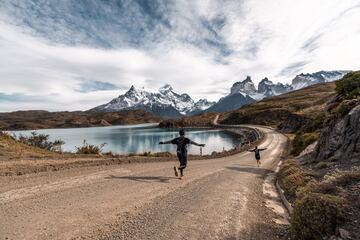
[12,124,241,155]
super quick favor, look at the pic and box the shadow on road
[226,166,273,177]
[222,221,288,240]
[105,175,178,183]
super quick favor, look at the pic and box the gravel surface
[0,126,289,240]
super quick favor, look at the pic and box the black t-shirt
[255,150,260,159]
[171,137,190,153]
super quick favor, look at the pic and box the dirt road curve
[0,126,289,240]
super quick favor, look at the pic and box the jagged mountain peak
[259,77,273,84]
[231,76,256,95]
[243,76,252,83]
[159,84,173,92]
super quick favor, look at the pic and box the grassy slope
[0,109,161,130]
[219,82,336,129]
[0,132,61,160]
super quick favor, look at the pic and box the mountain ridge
[91,70,350,116]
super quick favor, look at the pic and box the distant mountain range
[91,84,215,118]
[91,70,350,117]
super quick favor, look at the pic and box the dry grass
[278,159,360,239]
[0,132,61,160]
[277,160,314,201]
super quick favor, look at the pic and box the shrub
[291,193,346,240]
[18,131,64,152]
[75,140,106,154]
[141,151,152,157]
[335,71,360,99]
[291,132,319,156]
[277,160,313,200]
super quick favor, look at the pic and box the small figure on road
[248,146,267,167]
[159,129,205,179]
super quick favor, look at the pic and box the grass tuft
[75,140,106,154]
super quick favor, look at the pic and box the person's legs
[256,157,261,167]
[173,166,178,177]
[177,152,187,177]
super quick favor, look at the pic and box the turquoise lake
[11,124,241,155]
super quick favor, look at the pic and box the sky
[0,0,359,112]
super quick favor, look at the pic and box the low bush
[18,131,64,152]
[279,167,360,240]
[291,132,319,156]
[277,160,313,201]
[75,140,106,154]
[291,193,346,240]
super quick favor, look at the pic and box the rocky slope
[313,100,360,164]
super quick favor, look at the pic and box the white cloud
[0,0,359,112]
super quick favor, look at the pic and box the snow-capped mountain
[206,76,258,113]
[91,84,215,118]
[229,76,265,100]
[291,70,350,90]
[230,76,257,95]
[258,78,292,97]
[188,99,216,116]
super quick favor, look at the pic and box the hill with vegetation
[277,71,360,240]
[218,82,336,132]
[0,109,161,130]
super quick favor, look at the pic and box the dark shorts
[255,154,261,160]
[177,151,187,168]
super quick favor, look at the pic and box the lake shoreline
[1,130,263,177]
[9,124,243,155]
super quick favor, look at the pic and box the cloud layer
[0,0,359,111]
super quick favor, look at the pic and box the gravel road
[0,126,289,240]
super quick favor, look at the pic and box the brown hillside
[0,109,161,130]
[219,82,336,132]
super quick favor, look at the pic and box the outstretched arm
[259,148,267,151]
[159,140,172,144]
[190,140,205,147]
[248,149,255,152]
